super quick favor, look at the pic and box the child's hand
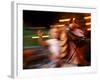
[38,30,43,37]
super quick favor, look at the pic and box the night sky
[23,10,60,28]
[23,10,90,28]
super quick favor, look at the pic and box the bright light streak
[84,16,91,20]
[85,22,91,25]
[32,35,49,39]
[56,24,65,27]
[87,28,91,31]
[59,19,70,22]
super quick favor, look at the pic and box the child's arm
[37,30,48,46]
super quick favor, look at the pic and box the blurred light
[56,24,65,27]
[84,16,91,20]
[73,18,75,21]
[85,22,91,25]
[59,19,70,22]
[87,28,91,31]
[32,35,49,39]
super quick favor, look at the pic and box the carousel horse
[60,23,90,66]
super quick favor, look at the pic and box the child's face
[51,28,60,39]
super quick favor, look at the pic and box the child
[37,27,62,67]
